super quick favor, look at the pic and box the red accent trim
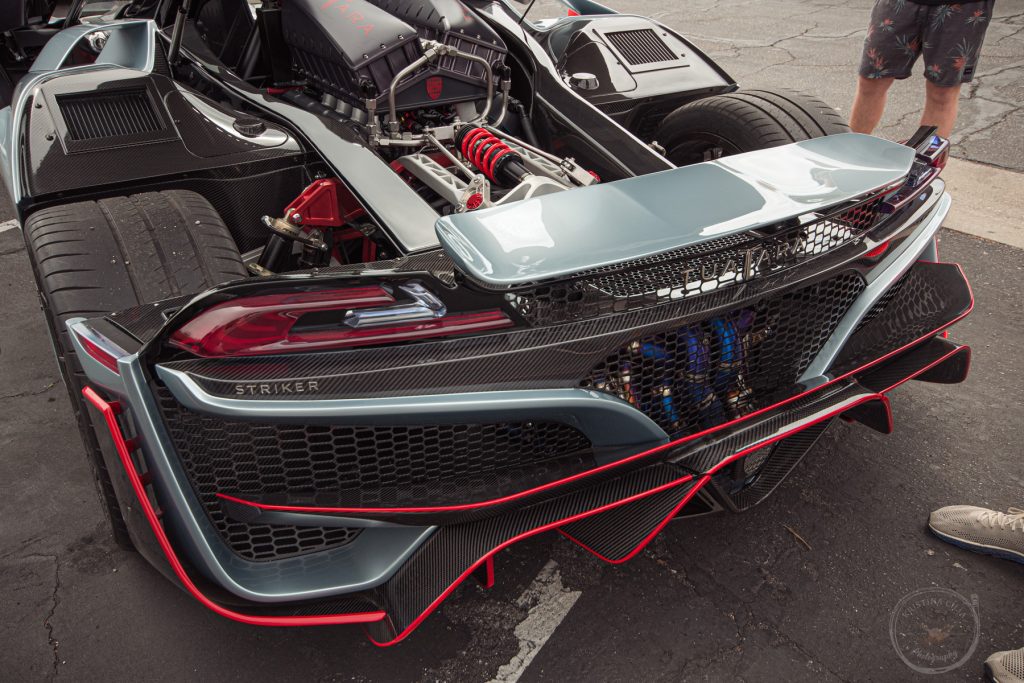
[876,344,970,395]
[477,556,495,589]
[559,476,711,564]
[863,241,890,259]
[81,387,386,628]
[705,394,892,476]
[212,263,972,516]
[266,85,303,95]
[365,473,697,646]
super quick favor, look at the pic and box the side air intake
[57,88,164,141]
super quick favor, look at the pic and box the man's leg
[850,76,894,135]
[921,81,960,139]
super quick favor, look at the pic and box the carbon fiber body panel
[832,262,973,375]
[559,477,703,562]
[25,70,300,199]
[362,462,695,643]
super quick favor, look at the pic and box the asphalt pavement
[2,2,1023,681]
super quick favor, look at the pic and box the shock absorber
[455,126,532,187]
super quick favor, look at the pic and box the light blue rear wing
[435,133,915,286]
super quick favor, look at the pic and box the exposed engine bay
[245,0,611,274]
[13,0,735,276]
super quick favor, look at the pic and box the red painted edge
[214,262,972,516]
[364,472,696,647]
[81,387,387,628]
[563,342,969,566]
[877,344,970,395]
[481,556,495,589]
[559,475,712,565]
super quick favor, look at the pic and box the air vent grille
[605,29,678,66]
[57,88,163,141]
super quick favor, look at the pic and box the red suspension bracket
[283,179,366,227]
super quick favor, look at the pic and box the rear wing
[436,133,916,287]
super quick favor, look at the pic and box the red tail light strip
[81,386,387,627]
[80,335,121,374]
[168,285,513,358]
[169,287,395,357]
[70,320,126,374]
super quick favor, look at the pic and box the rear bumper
[77,191,973,643]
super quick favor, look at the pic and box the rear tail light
[168,284,513,358]
[69,320,126,374]
[884,127,950,212]
[862,240,891,260]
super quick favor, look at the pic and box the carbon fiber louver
[56,88,163,141]
[605,29,678,65]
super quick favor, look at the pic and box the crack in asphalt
[643,533,849,681]
[957,98,1020,144]
[0,382,57,401]
[41,554,62,681]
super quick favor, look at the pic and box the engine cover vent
[57,88,163,141]
[605,29,678,66]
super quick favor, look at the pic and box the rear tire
[657,89,850,166]
[23,190,247,549]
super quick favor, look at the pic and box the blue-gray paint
[113,358,435,603]
[28,20,154,73]
[436,133,917,286]
[157,365,670,451]
[799,186,950,385]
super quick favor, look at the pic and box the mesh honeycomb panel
[155,388,593,559]
[581,272,865,439]
[507,196,883,325]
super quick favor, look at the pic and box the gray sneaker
[986,647,1024,683]
[928,506,1024,565]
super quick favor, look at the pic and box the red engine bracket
[283,179,366,228]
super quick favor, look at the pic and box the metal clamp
[342,283,446,328]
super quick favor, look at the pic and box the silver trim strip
[112,359,436,603]
[156,365,670,450]
[799,189,952,385]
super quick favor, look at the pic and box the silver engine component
[398,153,570,213]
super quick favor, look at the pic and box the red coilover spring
[458,127,517,183]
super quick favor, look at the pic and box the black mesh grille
[57,89,163,141]
[581,273,865,440]
[605,29,678,65]
[834,262,969,373]
[155,388,593,557]
[506,196,885,325]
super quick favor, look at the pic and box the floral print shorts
[859,0,995,86]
